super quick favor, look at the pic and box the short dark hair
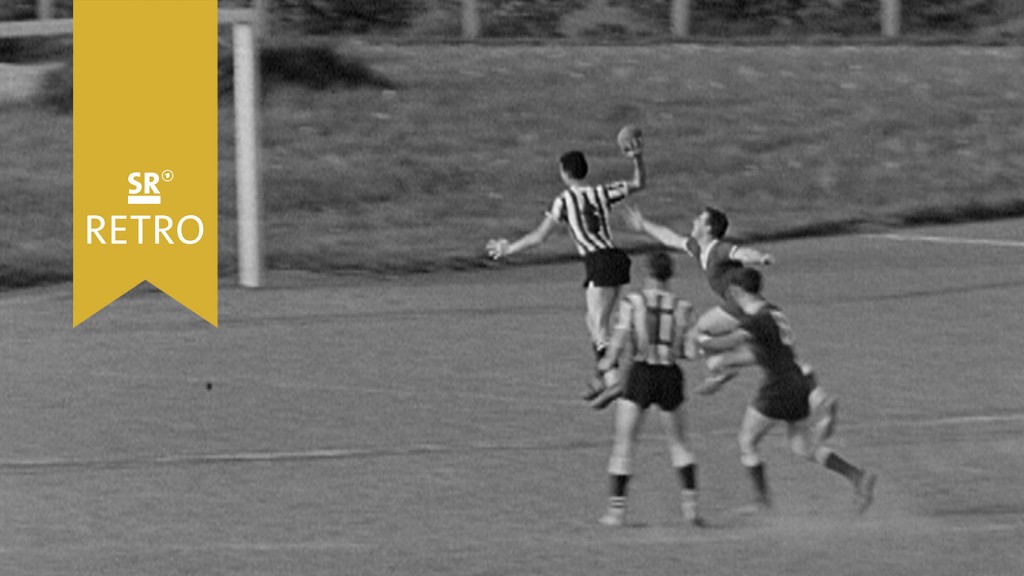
[560,151,588,179]
[648,251,673,282]
[727,267,762,294]
[704,207,729,239]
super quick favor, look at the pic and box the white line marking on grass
[865,233,1024,248]
[3,412,1022,472]
[854,413,1024,428]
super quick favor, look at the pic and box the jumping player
[697,267,876,514]
[487,137,645,402]
[594,251,703,527]
[625,205,773,386]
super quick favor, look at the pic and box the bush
[483,0,588,37]
[0,0,72,20]
[0,37,72,63]
[270,0,419,34]
[905,0,996,32]
[219,44,395,97]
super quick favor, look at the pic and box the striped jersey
[546,182,632,256]
[613,288,692,366]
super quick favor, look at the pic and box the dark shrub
[219,44,395,97]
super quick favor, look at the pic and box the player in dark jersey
[594,252,702,526]
[697,267,875,514]
[487,135,645,404]
[625,205,773,386]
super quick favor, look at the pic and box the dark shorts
[583,248,631,288]
[623,362,684,411]
[753,370,817,422]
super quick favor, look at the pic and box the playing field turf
[2,218,1022,575]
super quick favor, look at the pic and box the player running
[697,267,876,514]
[595,251,703,527]
[625,205,773,387]
[487,135,645,404]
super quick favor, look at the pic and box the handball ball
[617,125,642,154]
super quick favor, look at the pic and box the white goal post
[1,7,265,289]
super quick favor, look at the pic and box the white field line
[864,233,1024,248]
[2,412,1021,471]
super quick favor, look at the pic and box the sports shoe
[599,508,625,527]
[814,397,839,443]
[855,471,877,514]
[589,383,622,410]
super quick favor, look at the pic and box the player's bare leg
[787,420,876,514]
[807,376,839,443]
[659,406,703,526]
[738,407,777,512]
[602,399,644,526]
[584,284,623,402]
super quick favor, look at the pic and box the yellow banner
[74,0,217,327]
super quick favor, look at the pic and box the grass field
[2,44,1023,288]
[2,219,1023,575]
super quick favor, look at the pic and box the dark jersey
[741,305,802,382]
[741,304,813,421]
[682,237,744,300]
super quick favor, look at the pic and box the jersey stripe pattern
[616,289,690,366]
[547,182,630,256]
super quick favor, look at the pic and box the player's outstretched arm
[625,206,692,253]
[699,329,751,355]
[486,215,557,260]
[733,246,774,266]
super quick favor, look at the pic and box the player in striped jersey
[625,205,774,386]
[487,139,645,402]
[698,268,876,514]
[594,252,703,527]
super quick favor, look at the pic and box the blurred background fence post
[228,9,264,288]
[882,0,901,37]
[462,0,480,39]
[671,0,691,38]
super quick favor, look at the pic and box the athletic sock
[823,453,862,484]
[745,463,770,504]
[610,474,630,498]
[677,464,697,491]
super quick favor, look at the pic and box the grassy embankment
[1,43,1022,288]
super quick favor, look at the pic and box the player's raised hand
[486,238,510,260]
[761,253,775,266]
[617,125,643,157]
[624,205,646,232]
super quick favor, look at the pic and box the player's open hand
[486,238,510,260]
[761,254,775,266]
[624,206,645,232]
